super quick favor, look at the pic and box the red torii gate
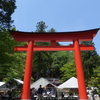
[10,28,99,100]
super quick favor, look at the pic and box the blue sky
[12,0,100,55]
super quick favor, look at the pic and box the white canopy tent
[30,77,57,90]
[57,77,78,89]
[14,78,23,84]
[0,82,5,86]
[0,78,23,91]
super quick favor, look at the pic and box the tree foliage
[81,41,100,89]
[51,51,71,78]
[0,29,26,81]
[81,42,100,76]
[0,0,16,29]
[60,61,76,82]
[0,0,26,81]
[59,51,76,82]
[91,65,100,94]
[35,21,48,32]
[32,21,57,80]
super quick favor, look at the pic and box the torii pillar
[74,40,87,99]
[9,28,99,100]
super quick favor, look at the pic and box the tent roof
[30,77,57,90]
[0,78,23,90]
[57,77,78,89]
[13,78,23,84]
[0,82,5,86]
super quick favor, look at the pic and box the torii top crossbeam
[10,28,99,42]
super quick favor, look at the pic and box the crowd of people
[0,90,12,100]
[3,85,100,100]
[0,85,56,100]
[30,85,56,100]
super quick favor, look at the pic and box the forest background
[0,0,100,94]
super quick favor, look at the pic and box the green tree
[57,51,76,82]
[48,28,56,32]
[35,21,48,32]
[0,0,26,81]
[60,61,76,82]
[0,0,16,29]
[81,41,100,85]
[91,65,100,95]
[32,21,56,80]
[51,51,73,78]
[0,29,26,81]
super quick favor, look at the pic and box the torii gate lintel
[14,44,94,51]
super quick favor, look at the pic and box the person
[1,92,6,100]
[7,90,12,100]
[92,94,95,100]
[37,85,44,100]
[61,92,64,98]
[31,88,37,100]
[46,68,51,77]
